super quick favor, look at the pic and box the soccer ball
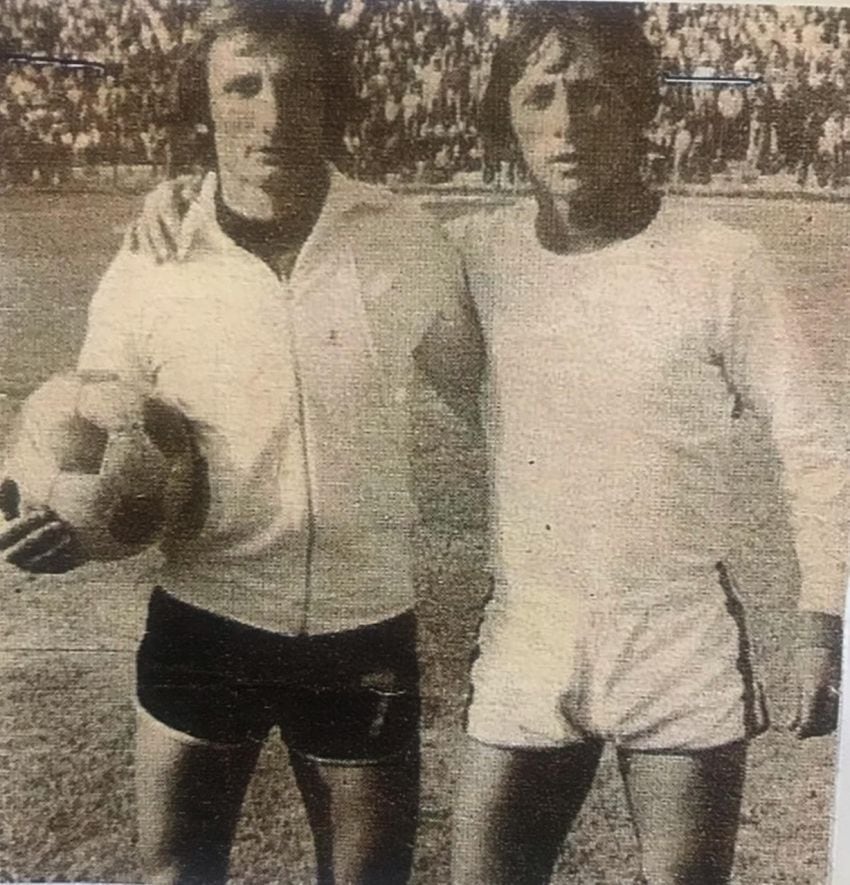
[3,371,201,561]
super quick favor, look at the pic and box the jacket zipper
[283,295,315,635]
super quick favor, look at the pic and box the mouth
[249,146,284,166]
[547,153,582,177]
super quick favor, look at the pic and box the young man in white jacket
[0,2,482,883]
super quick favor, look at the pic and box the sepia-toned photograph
[0,1,848,883]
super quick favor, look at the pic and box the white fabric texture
[450,199,847,749]
[79,170,469,635]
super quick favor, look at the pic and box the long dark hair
[481,2,661,236]
[168,0,356,173]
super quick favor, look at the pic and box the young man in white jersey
[0,2,482,883]
[446,4,847,884]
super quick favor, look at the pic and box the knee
[140,861,182,885]
[136,838,182,885]
[640,857,733,885]
[137,824,231,885]
[139,853,229,885]
[325,813,416,885]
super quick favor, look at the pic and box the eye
[568,82,619,118]
[223,73,262,98]
[523,82,556,110]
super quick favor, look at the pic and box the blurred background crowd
[3,0,850,189]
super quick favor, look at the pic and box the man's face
[208,28,326,221]
[509,29,637,204]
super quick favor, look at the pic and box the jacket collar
[185,165,392,274]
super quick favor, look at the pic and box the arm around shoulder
[124,172,204,262]
[410,220,485,431]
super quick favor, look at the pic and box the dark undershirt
[214,188,301,278]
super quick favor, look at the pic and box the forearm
[731,236,848,620]
[776,420,849,618]
[742,284,849,619]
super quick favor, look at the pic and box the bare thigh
[451,736,604,885]
[619,741,747,885]
[290,744,420,885]
[134,708,261,885]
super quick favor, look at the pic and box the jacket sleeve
[730,236,849,617]
[76,249,151,384]
[412,242,485,429]
[356,202,485,428]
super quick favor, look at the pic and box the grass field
[0,190,848,884]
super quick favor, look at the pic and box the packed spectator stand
[1,0,200,184]
[3,0,850,189]
[650,4,850,188]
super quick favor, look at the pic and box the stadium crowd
[4,0,850,188]
[0,0,200,183]
[648,4,850,187]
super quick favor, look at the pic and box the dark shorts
[136,588,420,763]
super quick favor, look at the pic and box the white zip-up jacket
[78,170,475,635]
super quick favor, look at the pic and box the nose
[550,100,570,143]
[542,81,569,146]
[254,73,283,138]
[550,83,582,148]
[553,82,599,145]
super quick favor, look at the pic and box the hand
[0,480,86,575]
[789,643,841,739]
[123,173,203,263]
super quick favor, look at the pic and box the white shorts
[466,562,768,752]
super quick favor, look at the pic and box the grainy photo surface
[0,2,848,884]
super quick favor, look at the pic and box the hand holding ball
[2,372,202,563]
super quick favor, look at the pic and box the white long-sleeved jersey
[449,199,848,618]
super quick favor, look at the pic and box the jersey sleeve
[730,236,849,617]
[76,248,151,384]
